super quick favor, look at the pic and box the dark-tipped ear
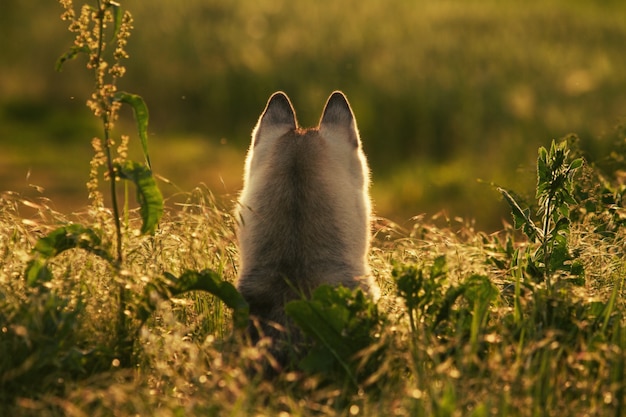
[320,91,355,127]
[263,92,297,127]
[319,91,359,147]
[253,92,296,145]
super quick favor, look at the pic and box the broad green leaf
[526,257,543,279]
[547,231,570,271]
[464,275,498,347]
[163,270,249,328]
[298,346,337,374]
[25,224,111,286]
[116,161,163,235]
[464,275,498,304]
[570,259,584,278]
[286,298,352,358]
[286,286,362,386]
[113,92,152,170]
[32,224,111,261]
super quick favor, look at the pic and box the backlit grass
[1,165,625,415]
[1,2,625,414]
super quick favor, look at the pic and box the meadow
[2,0,626,229]
[1,0,626,415]
[1,138,625,416]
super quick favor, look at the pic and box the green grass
[1,1,626,414]
[1,148,625,415]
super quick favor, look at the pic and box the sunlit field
[2,144,626,415]
[1,0,626,415]
[3,0,626,229]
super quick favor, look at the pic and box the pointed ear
[319,91,359,147]
[253,92,297,146]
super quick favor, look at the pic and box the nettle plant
[24,0,248,365]
[499,139,584,290]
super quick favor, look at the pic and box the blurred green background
[2,0,626,231]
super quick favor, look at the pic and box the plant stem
[542,196,552,290]
[94,0,123,264]
[95,0,127,361]
[103,127,123,265]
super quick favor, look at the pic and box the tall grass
[1,139,625,415]
[1,1,626,415]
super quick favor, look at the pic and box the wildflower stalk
[92,0,127,357]
[35,0,239,373]
[95,0,123,265]
[57,0,140,363]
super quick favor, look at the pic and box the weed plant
[1,1,626,416]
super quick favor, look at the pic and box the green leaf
[116,161,163,235]
[33,224,111,261]
[433,284,466,326]
[393,265,422,310]
[113,92,152,170]
[109,2,123,41]
[162,270,249,329]
[24,224,112,287]
[287,298,352,358]
[55,45,90,72]
[431,255,447,279]
[569,158,583,170]
[548,233,570,271]
[499,187,541,241]
[285,286,361,386]
[552,217,570,234]
[464,275,498,305]
[570,259,584,278]
[25,258,53,287]
[298,346,337,374]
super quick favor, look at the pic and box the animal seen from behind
[235,90,379,365]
